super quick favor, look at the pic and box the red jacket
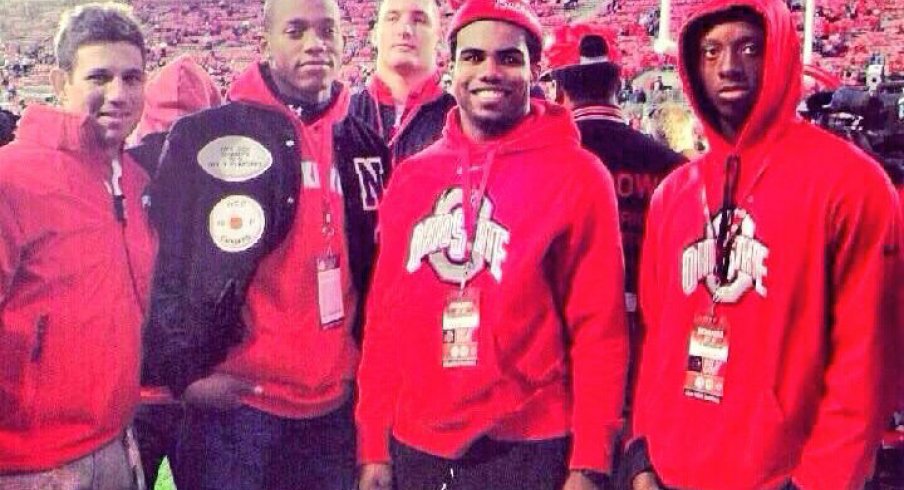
[357,100,628,473]
[0,105,155,471]
[633,0,903,488]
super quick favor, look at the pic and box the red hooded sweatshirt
[134,54,222,141]
[633,0,903,488]
[214,63,359,419]
[357,100,628,473]
[0,105,156,471]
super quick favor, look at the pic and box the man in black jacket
[349,0,455,162]
[544,23,685,424]
[143,0,390,487]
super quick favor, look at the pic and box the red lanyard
[460,147,496,286]
[371,92,422,152]
[298,118,338,248]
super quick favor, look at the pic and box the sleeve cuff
[356,423,391,464]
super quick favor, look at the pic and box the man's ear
[529,62,540,84]
[50,67,69,104]
[259,37,270,61]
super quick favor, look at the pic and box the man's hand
[563,470,605,490]
[182,372,262,410]
[632,471,662,490]
[359,463,392,490]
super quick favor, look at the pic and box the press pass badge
[442,288,480,368]
[317,253,344,327]
[684,312,730,403]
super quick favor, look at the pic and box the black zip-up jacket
[143,82,390,396]
[349,87,455,163]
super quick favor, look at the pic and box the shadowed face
[697,19,764,137]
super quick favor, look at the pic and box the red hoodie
[134,54,222,141]
[214,63,359,419]
[357,100,628,473]
[633,0,903,488]
[0,105,156,471]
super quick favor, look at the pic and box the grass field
[153,458,176,490]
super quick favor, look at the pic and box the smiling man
[356,1,628,489]
[623,0,902,488]
[349,0,455,162]
[0,4,155,489]
[140,0,390,488]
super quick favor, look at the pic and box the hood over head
[135,54,221,139]
[678,0,801,153]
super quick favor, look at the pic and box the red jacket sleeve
[355,181,405,464]
[559,158,629,473]
[0,185,24,305]
[791,172,902,489]
[632,184,666,440]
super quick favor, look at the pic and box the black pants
[391,436,569,490]
[183,400,356,490]
[133,403,196,490]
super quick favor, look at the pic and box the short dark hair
[450,21,542,64]
[54,2,145,72]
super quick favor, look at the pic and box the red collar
[367,70,444,110]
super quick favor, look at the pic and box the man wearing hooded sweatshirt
[0,4,155,489]
[128,54,222,176]
[623,1,902,489]
[349,0,456,163]
[356,1,628,489]
[142,0,390,488]
[126,53,222,490]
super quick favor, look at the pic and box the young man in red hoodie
[141,0,390,488]
[0,3,155,489]
[349,0,456,162]
[356,1,628,489]
[623,0,902,489]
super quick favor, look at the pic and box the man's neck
[376,65,433,105]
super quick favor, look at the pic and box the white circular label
[208,195,266,253]
[197,136,273,182]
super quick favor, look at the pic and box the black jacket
[349,88,456,163]
[573,105,685,295]
[142,99,390,396]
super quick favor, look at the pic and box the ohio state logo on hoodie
[681,207,770,303]
[407,187,510,284]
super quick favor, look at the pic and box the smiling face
[53,41,145,150]
[697,19,764,138]
[451,20,536,141]
[374,0,439,77]
[263,0,343,103]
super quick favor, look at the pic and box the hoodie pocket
[0,314,48,428]
[740,389,791,477]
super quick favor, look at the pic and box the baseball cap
[543,22,620,76]
[447,0,544,49]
